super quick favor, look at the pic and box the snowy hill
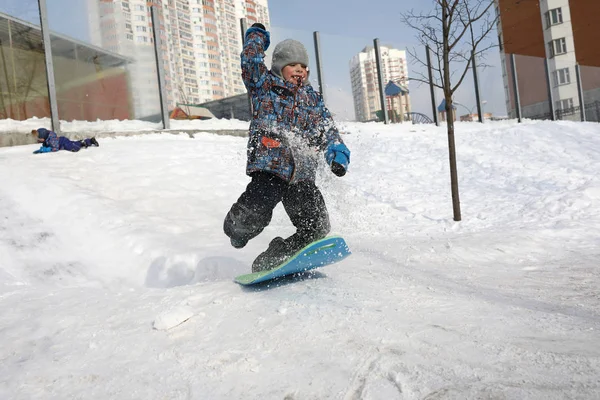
[1,119,599,399]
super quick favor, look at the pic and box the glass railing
[318,29,434,124]
[0,1,50,123]
[514,54,551,120]
[579,64,600,122]
[319,30,390,123]
[502,53,600,122]
[5,3,600,140]
[47,1,162,127]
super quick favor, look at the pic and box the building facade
[90,0,269,118]
[495,0,600,120]
[349,45,410,122]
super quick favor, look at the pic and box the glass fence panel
[47,0,162,126]
[514,54,551,120]
[0,1,51,122]
[551,57,579,121]
[579,64,600,122]
[452,50,506,122]
[319,31,392,123]
[503,53,517,119]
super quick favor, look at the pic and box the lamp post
[482,100,488,122]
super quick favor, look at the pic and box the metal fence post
[544,58,556,121]
[426,46,439,126]
[240,18,247,45]
[373,38,388,124]
[150,6,170,129]
[313,31,326,103]
[472,50,483,122]
[37,0,60,133]
[575,64,586,122]
[510,54,522,123]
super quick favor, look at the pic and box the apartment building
[90,0,269,118]
[349,45,410,122]
[495,0,600,120]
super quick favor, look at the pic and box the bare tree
[402,0,498,221]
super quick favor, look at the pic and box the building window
[545,8,563,29]
[548,37,567,57]
[556,98,574,111]
[552,68,571,86]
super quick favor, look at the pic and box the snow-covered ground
[0,116,250,133]
[1,119,599,399]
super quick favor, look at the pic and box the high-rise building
[495,0,600,120]
[90,0,269,118]
[349,45,410,122]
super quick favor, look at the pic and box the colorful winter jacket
[38,128,60,152]
[241,27,345,183]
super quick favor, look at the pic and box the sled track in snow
[350,243,600,326]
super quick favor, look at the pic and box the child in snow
[223,23,351,272]
[32,128,99,154]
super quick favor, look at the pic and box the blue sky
[1,0,506,120]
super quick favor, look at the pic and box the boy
[223,23,351,272]
[32,128,99,154]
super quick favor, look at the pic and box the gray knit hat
[271,39,309,79]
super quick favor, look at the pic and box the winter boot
[252,237,297,272]
[90,137,99,147]
[230,237,248,249]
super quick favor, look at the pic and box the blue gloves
[33,146,52,154]
[325,143,350,177]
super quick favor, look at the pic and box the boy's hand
[331,161,347,177]
[245,23,270,49]
[325,143,350,177]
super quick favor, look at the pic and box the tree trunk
[445,99,461,221]
[443,0,461,221]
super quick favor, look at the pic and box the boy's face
[31,130,43,143]
[282,63,308,85]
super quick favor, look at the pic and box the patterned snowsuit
[241,28,345,183]
[224,27,347,268]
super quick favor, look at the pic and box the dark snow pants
[58,137,81,152]
[58,137,93,152]
[224,172,331,250]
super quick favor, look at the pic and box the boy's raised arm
[241,23,271,90]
